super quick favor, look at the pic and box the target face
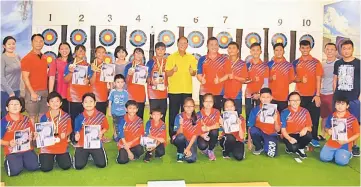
[271,33,288,47]
[192,53,202,61]
[129,30,147,47]
[245,55,253,63]
[44,51,57,65]
[299,34,315,48]
[70,29,87,45]
[216,31,233,49]
[128,54,146,64]
[104,52,114,64]
[99,29,116,46]
[164,53,170,59]
[187,31,205,48]
[158,30,175,47]
[245,32,262,48]
[42,29,58,46]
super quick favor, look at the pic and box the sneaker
[285,148,292,154]
[252,148,264,155]
[222,151,230,159]
[208,150,216,161]
[296,149,307,159]
[310,139,320,147]
[143,152,152,163]
[88,154,93,161]
[201,149,209,156]
[177,153,184,162]
[352,145,360,157]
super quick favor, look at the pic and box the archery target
[99,29,116,46]
[104,52,114,64]
[129,30,147,47]
[295,31,321,60]
[271,33,288,47]
[67,26,90,63]
[44,51,57,65]
[299,34,315,48]
[268,30,290,61]
[187,31,205,49]
[216,31,233,49]
[70,29,87,46]
[42,29,58,46]
[158,30,175,47]
[245,32,262,48]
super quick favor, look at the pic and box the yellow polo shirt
[165,51,197,94]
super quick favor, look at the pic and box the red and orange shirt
[124,62,146,103]
[292,55,323,96]
[281,106,312,134]
[221,114,246,142]
[39,110,72,154]
[268,57,295,101]
[224,58,248,99]
[64,61,91,102]
[325,111,360,152]
[197,108,221,132]
[245,59,269,98]
[146,57,168,99]
[144,119,167,146]
[197,53,231,95]
[174,112,202,142]
[248,104,280,135]
[117,114,144,149]
[90,61,109,102]
[1,114,34,156]
[74,110,109,148]
[20,52,48,91]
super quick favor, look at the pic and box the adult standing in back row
[166,37,197,140]
[21,34,49,124]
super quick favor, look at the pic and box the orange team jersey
[197,53,232,95]
[174,112,202,142]
[39,111,72,154]
[224,58,248,99]
[144,119,167,146]
[146,57,168,99]
[124,62,146,103]
[248,104,280,135]
[64,61,91,102]
[221,114,247,142]
[268,57,295,101]
[117,114,144,149]
[20,52,48,91]
[280,106,312,134]
[245,59,269,98]
[197,108,221,132]
[1,114,34,156]
[325,111,360,152]
[90,61,109,102]
[74,110,109,148]
[292,55,323,96]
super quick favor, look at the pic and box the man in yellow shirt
[166,36,197,140]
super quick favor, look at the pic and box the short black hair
[341,40,354,48]
[31,34,44,41]
[82,93,96,102]
[260,87,272,95]
[133,48,144,55]
[223,99,235,107]
[299,40,311,47]
[6,96,25,113]
[114,74,125,82]
[287,92,301,101]
[177,36,188,43]
[125,100,138,108]
[250,42,261,50]
[155,42,166,49]
[335,96,349,105]
[150,107,162,114]
[324,42,337,49]
[228,42,239,49]
[47,91,63,103]
[114,46,128,58]
[207,37,218,45]
[74,45,86,53]
[203,93,214,102]
[95,46,106,53]
[273,43,284,50]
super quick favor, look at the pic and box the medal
[50,110,61,140]
[55,137,60,143]
[93,59,103,72]
[70,59,83,68]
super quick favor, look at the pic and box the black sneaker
[143,152,152,163]
[296,149,307,159]
[176,153,184,163]
[352,145,360,157]
[222,151,230,159]
[285,148,292,154]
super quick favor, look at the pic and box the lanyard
[156,58,164,74]
[231,57,240,69]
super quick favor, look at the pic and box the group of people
[0,33,360,177]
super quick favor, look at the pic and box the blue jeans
[173,133,197,163]
[1,90,20,118]
[320,145,352,166]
